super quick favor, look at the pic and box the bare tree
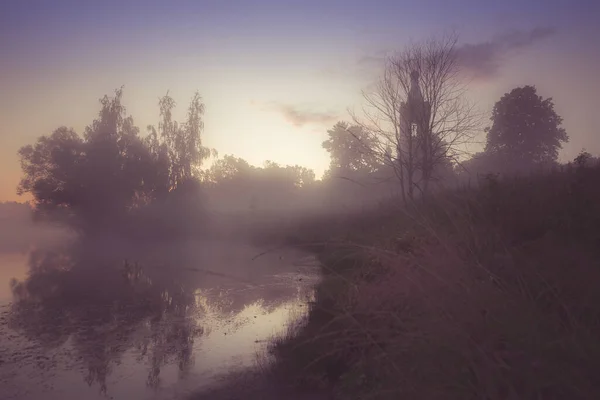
[351,32,480,202]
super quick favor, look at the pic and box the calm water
[0,238,320,400]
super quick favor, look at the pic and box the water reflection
[2,240,318,399]
[8,246,203,395]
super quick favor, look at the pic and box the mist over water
[0,216,320,400]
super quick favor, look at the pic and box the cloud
[266,102,339,127]
[456,27,557,80]
[355,27,557,81]
[356,49,390,68]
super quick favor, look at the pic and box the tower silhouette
[400,70,431,146]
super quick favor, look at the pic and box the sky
[1,0,599,202]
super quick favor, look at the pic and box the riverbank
[265,165,600,399]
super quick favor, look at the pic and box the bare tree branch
[351,31,482,201]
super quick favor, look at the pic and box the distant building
[398,70,431,158]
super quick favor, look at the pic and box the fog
[0,202,72,254]
[0,202,319,399]
[2,29,598,399]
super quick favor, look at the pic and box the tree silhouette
[17,127,86,224]
[261,161,316,189]
[322,121,381,180]
[205,155,316,213]
[485,85,568,167]
[18,89,158,230]
[147,91,215,191]
[205,155,255,184]
[17,88,214,235]
[352,32,479,201]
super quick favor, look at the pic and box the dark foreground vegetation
[263,162,600,400]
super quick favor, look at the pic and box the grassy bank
[268,165,600,399]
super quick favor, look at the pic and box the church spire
[408,70,423,107]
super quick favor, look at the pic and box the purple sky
[1,0,599,201]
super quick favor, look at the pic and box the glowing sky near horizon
[1,0,599,201]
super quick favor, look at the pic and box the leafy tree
[572,149,600,169]
[17,127,86,223]
[17,88,212,234]
[205,155,316,212]
[205,155,255,184]
[322,121,381,179]
[262,161,316,188]
[18,89,157,229]
[81,88,156,222]
[147,91,215,190]
[207,156,315,189]
[204,155,259,211]
[289,165,316,187]
[485,85,568,167]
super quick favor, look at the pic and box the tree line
[17,33,577,236]
[17,88,213,235]
[320,33,570,201]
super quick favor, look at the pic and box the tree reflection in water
[8,244,204,395]
[4,240,319,398]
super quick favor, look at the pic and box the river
[0,238,320,400]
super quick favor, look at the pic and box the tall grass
[269,163,600,399]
